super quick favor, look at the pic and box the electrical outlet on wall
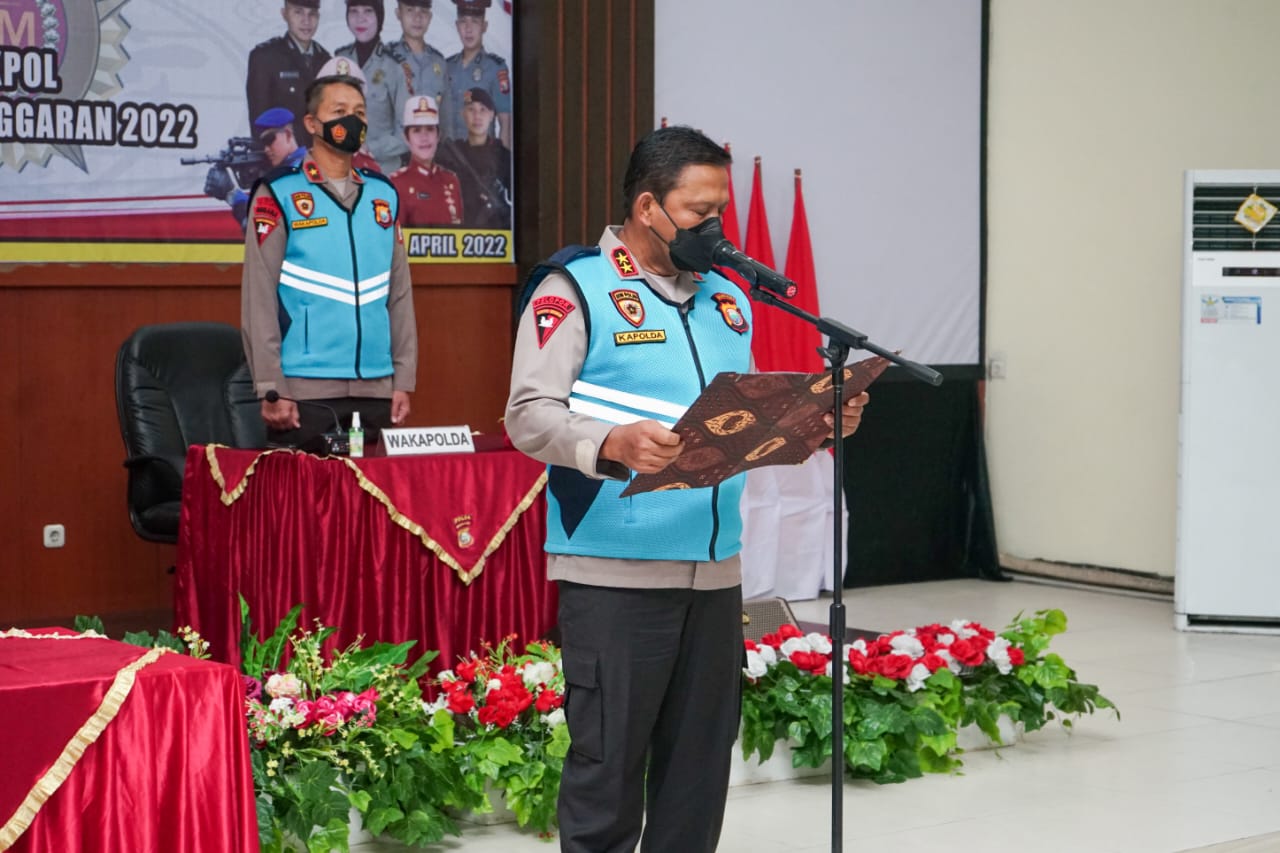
[43,524,65,549]
[988,352,1007,380]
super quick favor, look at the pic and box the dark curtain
[843,376,1001,587]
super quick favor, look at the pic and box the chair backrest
[115,322,266,533]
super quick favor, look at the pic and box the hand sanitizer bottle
[348,411,364,458]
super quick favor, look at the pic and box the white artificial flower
[805,633,833,655]
[905,663,932,693]
[421,695,448,715]
[936,648,963,674]
[487,677,504,692]
[744,650,768,680]
[265,672,302,700]
[987,636,1013,675]
[543,708,566,728]
[757,644,778,666]
[936,632,955,646]
[889,634,925,659]
[849,639,868,655]
[522,661,557,690]
[779,636,813,659]
[949,620,978,640]
[437,669,455,682]
[268,696,295,714]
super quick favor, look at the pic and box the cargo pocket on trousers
[561,649,604,762]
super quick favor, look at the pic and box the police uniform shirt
[437,137,510,229]
[441,49,511,140]
[503,226,742,591]
[246,34,330,146]
[335,42,413,173]
[389,161,464,227]
[389,38,448,107]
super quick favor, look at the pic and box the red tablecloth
[175,446,557,675]
[0,629,259,852]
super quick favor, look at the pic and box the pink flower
[264,672,302,700]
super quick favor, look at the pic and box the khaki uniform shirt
[505,227,741,590]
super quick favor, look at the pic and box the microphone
[711,240,798,299]
[263,391,349,455]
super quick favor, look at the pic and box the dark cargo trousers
[556,582,744,853]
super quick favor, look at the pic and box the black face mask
[320,114,367,153]
[653,204,724,273]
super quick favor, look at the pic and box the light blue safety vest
[266,168,399,380]
[534,249,754,563]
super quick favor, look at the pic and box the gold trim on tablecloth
[205,444,289,506]
[338,457,548,585]
[0,630,105,640]
[200,446,548,584]
[0,646,172,850]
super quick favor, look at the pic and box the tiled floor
[355,578,1280,852]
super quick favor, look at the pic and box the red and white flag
[743,157,781,370]
[777,169,825,373]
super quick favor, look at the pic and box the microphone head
[264,390,280,403]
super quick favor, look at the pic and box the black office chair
[115,322,266,543]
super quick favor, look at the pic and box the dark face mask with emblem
[320,114,367,154]
[653,203,725,274]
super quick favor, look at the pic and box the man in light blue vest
[242,64,417,450]
[506,126,868,852]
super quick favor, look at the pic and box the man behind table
[505,125,868,852]
[241,66,417,449]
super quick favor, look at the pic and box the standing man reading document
[505,126,868,853]
[242,62,417,449]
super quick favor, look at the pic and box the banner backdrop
[0,0,514,264]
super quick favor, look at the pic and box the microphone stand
[746,285,941,853]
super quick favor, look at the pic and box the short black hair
[622,125,731,219]
[304,76,365,116]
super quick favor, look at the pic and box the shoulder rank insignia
[610,246,640,278]
[713,292,749,334]
[610,289,645,327]
[532,295,575,349]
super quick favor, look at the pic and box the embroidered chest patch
[372,198,393,228]
[291,191,314,218]
[609,289,645,327]
[713,292,749,334]
[531,295,575,348]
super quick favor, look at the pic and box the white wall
[985,0,1280,576]
[654,0,984,366]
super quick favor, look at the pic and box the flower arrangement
[739,609,1116,784]
[236,601,481,853]
[426,637,570,835]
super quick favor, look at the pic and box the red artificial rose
[949,638,986,667]
[788,650,830,675]
[1008,647,1025,666]
[921,653,948,672]
[872,653,914,681]
[848,649,872,675]
[744,639,759,652]
[447,690,476,714]
[456,659,480,682]
[535,688,564,712]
